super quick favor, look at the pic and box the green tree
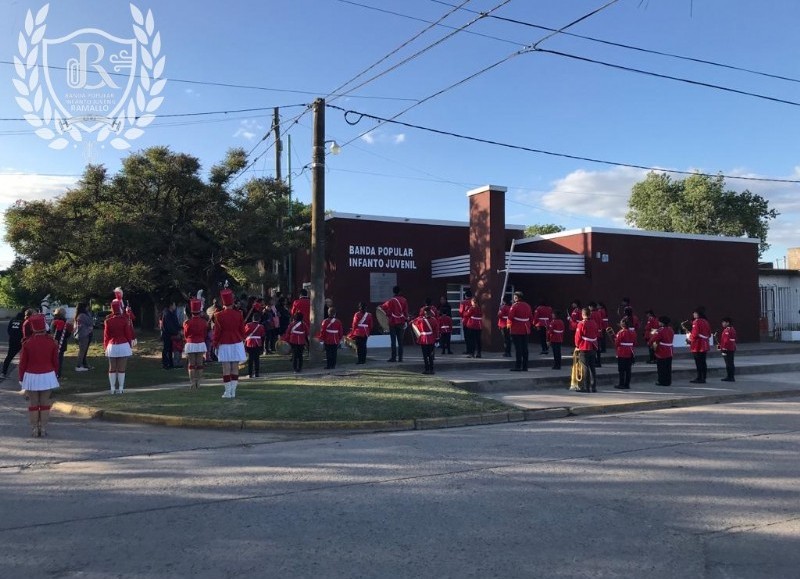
[625,172,778,256]
[525,223,565,237]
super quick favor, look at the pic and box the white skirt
[106,342,133,358]
[22,371,59,391]
[184,342,207,355]
[217,342,246,362]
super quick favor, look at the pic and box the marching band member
[589,302,604,367]
[458,289,473,356]
[533,299,553,356]
[380,286,409,363]
[598,301,610,353]
[244,311,266,378]
[290,289,311,322]
[418,297,439,318]
[574,307,600,392]
[183,298,208,389]
[413,307,440,375]
[689,307,711,384]
[438,309,453,355]
[104,300,135,395]
[508,292,532,372]
[348,302,373,365]
[648,316,674,386]
[547,310,565,370]
[462,295,483,358]
[318,307,344,370]
[613,317,637,390]
[643,310,659,364]
[497,297,512,357]
[19,314,59,437]
[284,311,310,373]
[213,288,246,398]
[719,316,737,382]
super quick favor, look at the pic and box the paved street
[2,379,799,578]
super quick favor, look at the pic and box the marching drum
[410,322,422,340]
[375,306,390,332]
[275,339,291,355]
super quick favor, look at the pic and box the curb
[52,387,800,432]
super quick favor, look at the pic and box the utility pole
[273,107,282,181]
[309,98,325,356]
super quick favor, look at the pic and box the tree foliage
[4,146,309,305]
[625,172,778,256]
[524,223,566,237]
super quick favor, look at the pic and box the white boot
[229,379,237,399]
[108,372,118,394]
[221,382,231,399]
[117,372,125,394]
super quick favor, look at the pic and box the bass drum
[275,339,291,355]
[375,306,390,332]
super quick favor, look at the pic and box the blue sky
[1,0,798,269]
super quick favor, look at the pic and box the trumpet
[681,319,692,345]
[605,326,616,337]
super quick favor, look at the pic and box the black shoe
[387,358,396,362]
[521,368,528,372]
[614,385,630,390]
[398,358,403,362]
[721,377,735,382]
[689,379,705,384]
[475,353,481,358]
[503,353,511,357]
[540,351,549,356]
[590,387,597,392]
[465,354,474,358]
[510,368,522,372]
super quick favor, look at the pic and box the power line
[0,104,308,123]
[328,103,800,184]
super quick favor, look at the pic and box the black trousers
[463,326,475,355]
[656,357,672,385]
[421,344,435,372]
[162,334,174,368]
[466,328,482,356]
[246,346,261,377]
[291,344,304,372]
[617,357,633,387]
[501,328,511,356]
[389,325,404,361]
[511,334,529,370]
[355,337,367,364]
[579,351,597,390]
[439,333,452,354]
[2,340,21,375]
[324,344,338,369]
[551,342,562,369]
[693,352,707,381]
[537,326,548,353]
[722,350,735,379]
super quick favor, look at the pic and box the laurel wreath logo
[12,3,166,150]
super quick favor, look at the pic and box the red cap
[190,298,202,314]
[113,286,123,301]
[29,313,46,333]
[111,300,124,315]
[220,289,234,307]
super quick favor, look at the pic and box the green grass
[56,331,511,422]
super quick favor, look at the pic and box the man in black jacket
[1,309,24,378]
[161,302,181,369]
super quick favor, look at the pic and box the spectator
[160,302,181,369]
[73,303,94,371]
[1,309,25,379]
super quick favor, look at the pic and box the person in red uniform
[613,317,637,390]
[438,309,453,355]
[104,299,135,395]
[643,310,659,364]
[462,295,483,358]
[412,307,440,375]
[213,288,246,399]
[379,286,409,363]
[598,301,610,353]
[589,302,605,367]
[574,307,600,392]
[284,311,310,373]
[458,289,473,356]
[496,297,511,358]
[290,289,311,324]
[318,307,344,370]
[507,291,532,372]
[244,311,266,378]
[348,302,373,365]
[648,316,674,386]
[689,306,711,384]
[718,316,737,382]
[183,298,208,389]
[533,299,553,356]
[417,297,439,318]
[20,313,59,437]
[547,310,565,370]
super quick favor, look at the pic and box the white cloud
[359,130,405,146]
[0,172,77,205]
[361,132,375,145]
[233,119,264,141]
[393,133,406,144]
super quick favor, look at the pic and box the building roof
[516,226,760,246]
[327,211,525,230]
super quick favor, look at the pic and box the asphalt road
[1,383,798,578]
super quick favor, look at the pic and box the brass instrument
[344,335,357,350]
[605,326,616,338]
[681,319,692,345]
[713,331,720,350]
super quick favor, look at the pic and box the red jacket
[462,304,482,330]
[103,315,135,349]
[590,309,603,330]
[643,316,659,341]
[284,320,309,345]
[507,301,532,335]
[412,316,439,345]
[649,326,674,359]
[380,295,409,327]
[438,314,453,335]
[547,319,565,344]
[599,307,609,330]
[533,305,553,328]
[574,319,600,351]
[19,334,59,379]
[690,318,711,353]
[244,321,266,349]
[183,316,208,344]
[497,304,510,330]
[349,311,373,338]
[614,328,637,358]
[318,317,344,345]
[458,298,471,321]
[569,308,581,331]
[418,305,439,318]
[213,308,246,348]
[290,297,311,323]
[719,326,737,352]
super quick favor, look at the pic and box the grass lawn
[55,331,511,422]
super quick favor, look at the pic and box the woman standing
[212,289,246,399]
[348,302,372,365]
[104,300,135,394]
[73,303,94,372]
[19,314,59,437]
[183,298,208,389]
